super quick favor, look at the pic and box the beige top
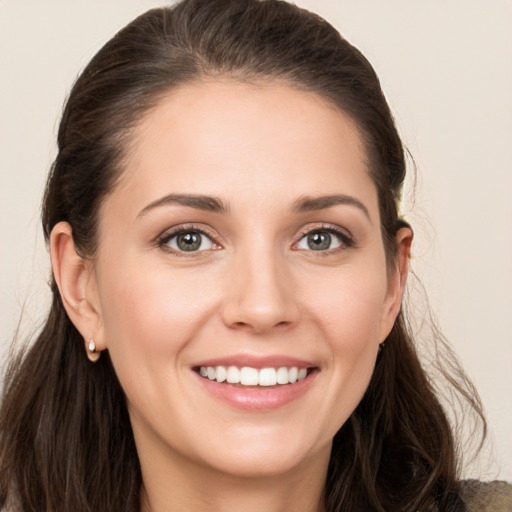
[461,480,512,511]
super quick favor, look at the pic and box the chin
[191,429,332,479]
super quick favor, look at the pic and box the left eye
[163,230,217,252]
[296,230,343,251]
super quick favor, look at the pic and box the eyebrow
[137,192,371,222]
[292,194,372,222]
[137,193,229,218]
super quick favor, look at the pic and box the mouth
[192,356,319,410]
[194,365,314,387]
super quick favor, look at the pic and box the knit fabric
[461,480,512,511]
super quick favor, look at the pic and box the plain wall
[1,0,511,481]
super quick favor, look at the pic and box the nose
[221,247,300,334]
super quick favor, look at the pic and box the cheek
[300,263,388,430]
[95,258,225,441]
[318,275,385,374]
[304,262,389,345]
[96,257,220,366]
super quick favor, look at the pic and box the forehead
[107,79,378,220]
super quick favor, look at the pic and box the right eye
[159,229,219,253]
[296,230,343,251]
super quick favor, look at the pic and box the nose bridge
[222,236,299,332]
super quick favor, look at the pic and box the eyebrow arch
[137,193,229,218]
[291,194,372,222]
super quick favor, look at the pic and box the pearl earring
[86,339,101,362]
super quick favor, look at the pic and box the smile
[198,365,309,386]
[193,357,319,410]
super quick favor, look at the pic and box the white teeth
[298,368,308,381]
[276,366,289,384]
[226,366,241,384]
[258,368,277,386]
[215,365,227,383]
[198,365,310,386]
[240,367,259,385]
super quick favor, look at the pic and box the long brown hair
[0,1,485,510]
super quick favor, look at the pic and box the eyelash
[157,224,355,256]
[157,225,219,256]
[294,225,355,254]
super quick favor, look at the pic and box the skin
[51,79,412,512]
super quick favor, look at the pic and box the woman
[0,0,503,510]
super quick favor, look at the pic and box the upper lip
[193,354,317,370]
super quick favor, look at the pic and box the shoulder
[460,480,512,512]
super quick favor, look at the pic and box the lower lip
[194,370,318,411]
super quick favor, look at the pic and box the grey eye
[307,232,331,250]
[166,231,216,252]
[296,231,342,251]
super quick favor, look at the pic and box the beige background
[1,0,511,481]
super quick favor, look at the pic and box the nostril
[229,319,293,334]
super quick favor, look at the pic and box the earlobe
[379,226,414,342]
[50,222,105,357]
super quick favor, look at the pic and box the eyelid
[157,224,222,254]
[293,223,355,251]
[155,222,354,255]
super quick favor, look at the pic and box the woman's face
[89,80,405,479]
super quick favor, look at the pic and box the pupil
[177,232,201,251]
[308,232,331,251]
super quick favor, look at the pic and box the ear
[379,225,413,342]
[50,222,105,361]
